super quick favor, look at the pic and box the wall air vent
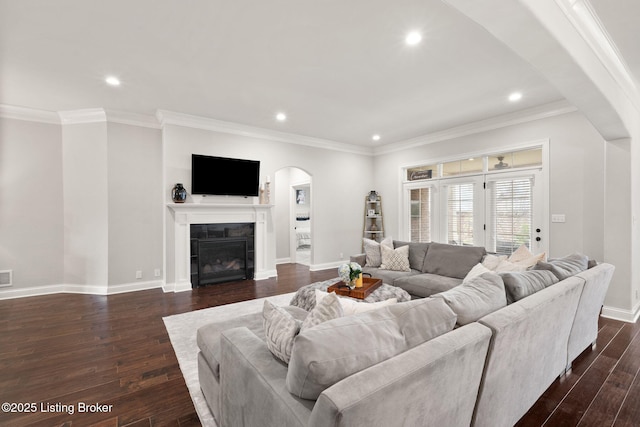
[0,270,12,287]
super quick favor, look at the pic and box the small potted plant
[338,262,363,289]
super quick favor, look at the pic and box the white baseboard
[601,302,640,323]
[163,281,192,293]
[0,280,164,300]
[255,269,278,280]
[276,257,292,265]
[309,260,344,272]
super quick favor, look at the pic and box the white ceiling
[0,0,637,147]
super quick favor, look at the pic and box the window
[446,183,474,245]
[402,145,546,252]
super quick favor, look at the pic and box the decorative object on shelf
[368,190,378,202]
[171,183,187,203]
[261,176,271,204]
[338,262,362,290]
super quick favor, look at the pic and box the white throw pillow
[463,263,491,282]
[315,289,397,316]
[507,245,546,268]
[494,259,529,273]
[379,244,411,272]
[482,254,507,270]
[362,236,393,267]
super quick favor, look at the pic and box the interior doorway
[274,167,312,266]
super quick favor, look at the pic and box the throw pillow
[362,236,393,267]
[263,300,302,364]
[494,258,529,273]
[463,263,492,283]
[533,253,589,280]
[482,254,508,271]
[379,244,411,272]
[507,244,546,268]
[432,272,506,325]
[301,291,343,330]
[500,270,559,303]
[315,289,397,316]
[286,298,457,400]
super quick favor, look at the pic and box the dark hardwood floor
[0,263,638,426]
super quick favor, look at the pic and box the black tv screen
[191,154,260,197]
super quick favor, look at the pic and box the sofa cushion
[393,240,430,271]
[394,273,463,298]
[197,305,309,379]
[423,242,486,279]
[500,270,559,303]
[463,263,492,283]
[362,266,421,286]
[362,237,393,267]
[263,300,302,364]
[432,272,507,325]
[315,289,397,315]
[286,298,457,400]
[533,253,589,280]
[379,244,411,272]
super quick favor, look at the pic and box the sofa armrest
[219,327,314,427]
[350,253,366,266]
[308,323,492,427]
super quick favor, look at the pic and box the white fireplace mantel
[167,203,276,292]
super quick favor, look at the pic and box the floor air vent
[0,270,12,287]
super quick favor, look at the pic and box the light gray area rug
[163,293,294,426]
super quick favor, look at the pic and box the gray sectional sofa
[196,242,615,427]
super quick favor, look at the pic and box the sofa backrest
[423,242,487,278]
[472,276,584,427]
[309,323,492,427]
[567,263,615,365]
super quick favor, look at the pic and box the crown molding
[58,108,107,125]
[156,109,374,156]
[373,100,578,156]
[0,104,60,124]
[556,0,640,113]
[105,110,161,129]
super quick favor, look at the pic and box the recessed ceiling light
[276,112,287,122]
[105,76,121,86]
[405,31,422,46]
[508,92,523,102]
[372,134,381,141]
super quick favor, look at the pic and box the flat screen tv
[191,154,260,197]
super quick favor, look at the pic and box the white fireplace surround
[167,203,276,292]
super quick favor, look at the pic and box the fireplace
[167,203,275,292]
[190,223,255,287]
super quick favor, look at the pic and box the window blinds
[447,183,474,246]
[488,178,532,255]
[410,187,431,242]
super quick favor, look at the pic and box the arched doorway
[274,167,312,266]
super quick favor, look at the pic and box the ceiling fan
[494,156,509,169]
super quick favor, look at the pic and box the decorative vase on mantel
[171,183,187,203]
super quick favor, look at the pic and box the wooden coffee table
[327,277,382,300]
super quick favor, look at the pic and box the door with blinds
[485,170,543,255]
